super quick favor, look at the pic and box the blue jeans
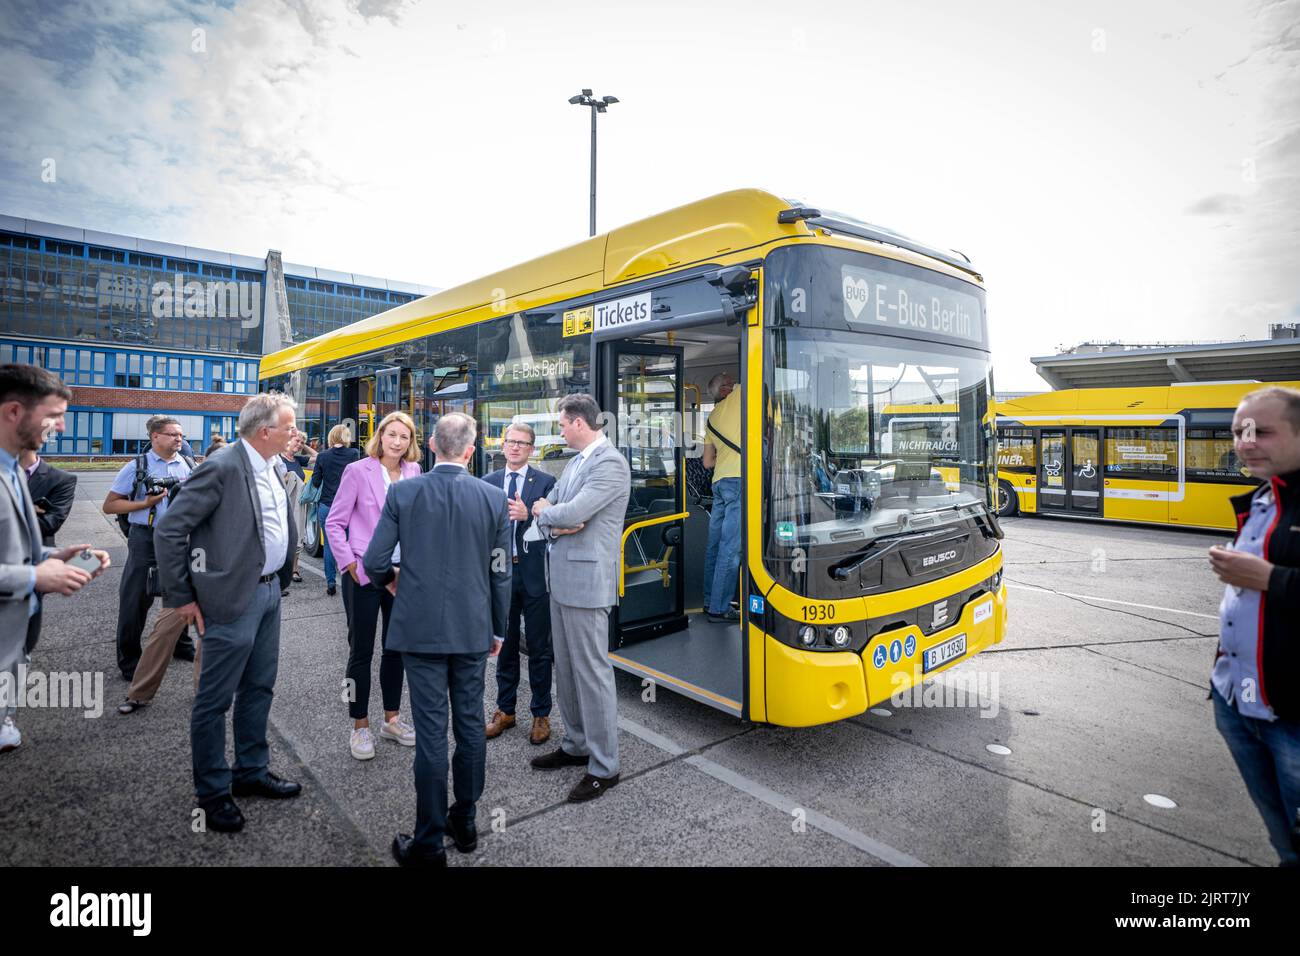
[702,477,742,615]
[318,503,336,586]
[191,580,281,803]
[1213,685,1300,865]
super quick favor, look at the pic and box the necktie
[507,471,519,557]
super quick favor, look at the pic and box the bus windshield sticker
[593,292,652,335]
[841,263,983,344]
[562,306,593,338]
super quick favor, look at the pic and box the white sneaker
[349,726,375,760]
[0,716,21,753]
[378,717,416,747]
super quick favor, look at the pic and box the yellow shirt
[707,387,742,481]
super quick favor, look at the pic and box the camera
[144,475,182,497]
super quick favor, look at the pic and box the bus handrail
[619,510,689,597]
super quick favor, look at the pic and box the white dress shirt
[241,439,289,577]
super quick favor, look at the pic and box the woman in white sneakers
[325,411,422,760]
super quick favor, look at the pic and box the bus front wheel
[996,479,1019,518]
[302,509,323,557]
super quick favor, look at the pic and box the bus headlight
[798,625,818,647]
[829,625,852,647]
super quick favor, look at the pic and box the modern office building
[0,214,436,456]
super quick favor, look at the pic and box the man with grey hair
[366,411,512,866]
[1208,384,1300,866]
[104,413,197,681]
[154,393,302,834]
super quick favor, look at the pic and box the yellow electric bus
[994,382,1292,531]
[260,189,1007,727]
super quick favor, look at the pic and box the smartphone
[65,549,102,575]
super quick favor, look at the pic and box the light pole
[568,89,618,237]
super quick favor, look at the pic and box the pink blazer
[324,456,422,586]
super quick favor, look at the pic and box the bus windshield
[765,327,995,594]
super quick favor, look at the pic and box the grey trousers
[550,600,619,778]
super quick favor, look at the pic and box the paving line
[617,716,926,867]
[1005,583,1218,620]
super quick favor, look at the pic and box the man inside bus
[700,372,742,623]
[1208,385,1300,867]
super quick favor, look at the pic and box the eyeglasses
[503,439,534,448]
[160,432,184,439]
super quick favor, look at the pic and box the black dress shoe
[530,747,589,770]
[447,815,477,853]
[231,771,302,799]
[327,585,337,597]
[568,772,620,803]
[197,797,245,833]
[392,833,446,867]
[173,643,196,662]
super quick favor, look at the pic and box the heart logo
[843,275,869,321]
[494,363,506,378]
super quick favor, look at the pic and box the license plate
[923,633,967,673]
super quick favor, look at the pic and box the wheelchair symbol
[1078,460,1096,479]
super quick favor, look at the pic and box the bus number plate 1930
[802,604,836,622]
[923,633,967,673]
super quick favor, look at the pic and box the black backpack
[116,452,196,538]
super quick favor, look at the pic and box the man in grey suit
[154,393,301,833]
[530,393,631,802]
[1,364,110,754]
[365,412,511,867]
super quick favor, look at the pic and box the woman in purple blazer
[325,411,423,761]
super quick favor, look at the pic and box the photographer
[103,415,195,683]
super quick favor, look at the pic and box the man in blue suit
[481,422,557,745]
[364,412,511,867]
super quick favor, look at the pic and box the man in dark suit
[481,422,556,745]
[365,412,511,867]
[21,450,76,547]
[154,393,301,834]
[20,448,77,656]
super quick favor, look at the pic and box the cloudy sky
[1,0,1297,390]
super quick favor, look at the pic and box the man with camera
[103,415,196,683]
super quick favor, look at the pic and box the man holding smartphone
[1209,386,1300,866]
[1,364,110,754]
[103,415,196,683]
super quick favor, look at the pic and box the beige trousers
[126,606,201,703]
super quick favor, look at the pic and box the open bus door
[597,334,746,718]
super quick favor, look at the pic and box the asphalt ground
[0,473,1271,867]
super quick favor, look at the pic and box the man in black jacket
[19,449,76,656]
[1208,386,1300,866]
[21,450,76,547]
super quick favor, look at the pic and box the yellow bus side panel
[747,623,767,723]
[1098,480,1170,524]
[1006,473,1037,514]
[1169,483,1242,530]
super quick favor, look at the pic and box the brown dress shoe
[485,710,516,739]
[529,716,551,745]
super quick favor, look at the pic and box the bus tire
[302,509,323,557]
[996,479,1019,517]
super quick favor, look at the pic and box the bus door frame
[598,339,689,647]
